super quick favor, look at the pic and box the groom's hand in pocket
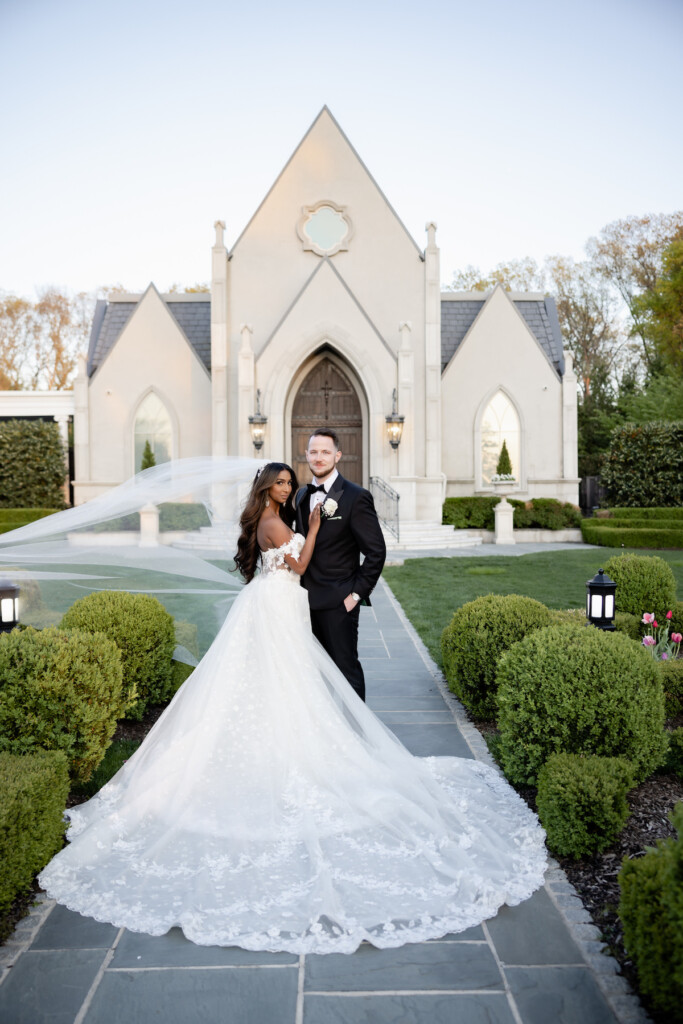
[343,594,359,612]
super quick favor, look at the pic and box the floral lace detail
[260,533,305,577]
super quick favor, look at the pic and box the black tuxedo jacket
[294,474,386,611]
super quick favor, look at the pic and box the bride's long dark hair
[234,462,299,583]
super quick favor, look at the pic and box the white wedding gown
[39,534,547,954]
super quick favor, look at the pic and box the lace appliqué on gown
[39,533,547,954]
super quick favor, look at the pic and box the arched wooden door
[291,357,363,485]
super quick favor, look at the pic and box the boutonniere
[321,498,340,519]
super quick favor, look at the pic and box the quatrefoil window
[297,201,353,257]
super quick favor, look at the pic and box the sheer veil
[0,456,267,657]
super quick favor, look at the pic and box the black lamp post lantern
[0,578,20,633]
[248,389,268,453]
[586,568,616,631]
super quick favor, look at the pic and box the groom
[294,428,386,702]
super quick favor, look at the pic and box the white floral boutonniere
[321,497,340,519]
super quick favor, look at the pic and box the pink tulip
[666,610,673,620]
[642,613,655,624]
[653,620,658,628]
[642,635,656,647]
[672,633,682,644]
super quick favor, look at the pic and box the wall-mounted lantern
[385,389,405,451]
[248,389,268,452]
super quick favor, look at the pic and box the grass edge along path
[382,547,683,669]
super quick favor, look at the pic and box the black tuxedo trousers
[295,475,386,703]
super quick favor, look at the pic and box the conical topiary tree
[140,440,156,471]
[496,439,513,476]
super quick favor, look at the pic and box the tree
[587,212,683,369]
[0,295,38,389]
[631,237,683,375]
[544,256,623,400]
[496,440,512,475]
[448,257,545,293]
[140,440,156,470]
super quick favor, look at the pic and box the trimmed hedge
[92,503,210,533]
[0,421,67,509]
[618,802,683,1021]
[60,591,176,720]
[442,496,581,531]
[610,507,683,520]
[602,420,683,508]
[581,521,683,549]
[0,626,124,783]
[441,594,553,718]
[537,753,634,859]
[0,750,69,913]
[496,623,667,785]
[661,659,683,718]
[0,508,59,535]
[603,553,677,619]
[664,729,683,778]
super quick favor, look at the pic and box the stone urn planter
[491,479,517,544]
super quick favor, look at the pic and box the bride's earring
[265,497,270,507]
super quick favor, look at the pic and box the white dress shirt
[309,468,339,513]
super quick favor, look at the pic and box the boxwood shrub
[0,750,70,913]
[0,626,123,783]
[442,496,580,531]
[660,659,683,718]
[0,420,67,509]
[603,553,677,619]
[60,591,176,720]
[537,752,634,858]
[663,729,683,778]
[171,619,199,693]
[496,623,667,785]
[610,507,683,520]
[441,594,553,719]
[581,521,683,549]
[618,801,683,1020]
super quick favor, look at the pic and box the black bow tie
[307,483,326,494]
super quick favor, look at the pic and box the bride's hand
[308,502,322,535]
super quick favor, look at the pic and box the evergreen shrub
[603,420,683,508]
[496,624,667,785]
[618,802,683,1021]
[61,591,176,720]
[549,608,642,641]
[610,507,683,520]
[660,659,683,718]
[581,522,683,549]
[603,553,677,619]
[441,594,553,718]
[0,421,67,509]
[442,497,580,531]
[0,627,123,783]
[90,503,210,533]
[536,752,634,858]
[171,619,199,692]
[663,729,683,778]
[0,750,69,913]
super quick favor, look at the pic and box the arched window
[134,392,172,471]
[480,391,520,485]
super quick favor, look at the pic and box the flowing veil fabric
[0,460,547,953]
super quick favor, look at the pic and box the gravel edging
[380,577,652,1024]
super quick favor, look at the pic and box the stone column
[73,353,90,504]
[211,220,229,457]
[238,324,255,457]
[562,350,579,487]
[139,503,160,547]
[424,222,442,481]
[397,321,415,479]
[53,412,70,505]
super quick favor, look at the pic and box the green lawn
[383,547,683,669]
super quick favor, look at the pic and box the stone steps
[382,522,479,551]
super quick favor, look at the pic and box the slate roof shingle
[440,293,565,376]
[86,294,211,377]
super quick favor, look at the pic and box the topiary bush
[536,752,634,858]
[60,591,176,720]
[603,420,683,508]
[603,553,677,620]
[441,594,553,719]
[660,659,683,718]
[663,729,683,778]
[496,623,667,785]
[170,619,199,693]
[0,750,69,913]
[618,802,683,1021]
[0,627,123,783]
[0,421,67,509]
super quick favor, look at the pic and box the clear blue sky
[1,0,681,298]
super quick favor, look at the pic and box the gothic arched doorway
[291,356,363,485]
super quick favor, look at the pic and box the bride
[35,461,547,954]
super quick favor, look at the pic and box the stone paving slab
[0,575,644,1024]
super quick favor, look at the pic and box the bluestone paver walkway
[0,564,647,1024]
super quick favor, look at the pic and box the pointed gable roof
[229,106,423,258]
[86,288,211,377]
[441,289,565,376]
